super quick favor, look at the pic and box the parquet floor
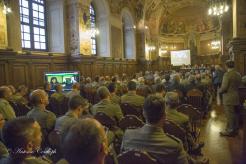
[200,104,244,164]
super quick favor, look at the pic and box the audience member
[121,81,144,107]
[121,95,189,163]
[55,95,89,135]
[11,85,28,105]
[107,82,120,104]
[0,117,51,163]
[0,86,16,121]
[61,118,108,164]
[50,84,65,102]
[91,86,123,122]
[66,83,80,99]
[27,89,56,141]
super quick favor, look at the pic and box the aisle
[200,105,244,164]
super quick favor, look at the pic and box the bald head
[30,89,49,106]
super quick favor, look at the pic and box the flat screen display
[170,50,191,66]
[44,71,80,91]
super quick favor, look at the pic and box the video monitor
[44,71,80,91]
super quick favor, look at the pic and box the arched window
[19,0,47,51]
[90,4,96,55]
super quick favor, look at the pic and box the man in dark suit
[121,95,189,164]
[219,60,241,136]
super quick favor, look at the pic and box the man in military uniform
[92,86,123,122]
[91,86,123,143]
[61,118,108,164]
[27,89,56,141]
[0,86,16,121]
[11,85,28,105]
[165,92,204,154]
[50,84,65,102]
[0,117,52,164]
[219,60,242,137]
[121,81,144,107]
[121,95,189,163]
[121,95,208,164]
[55,95,89,135]
[108,82,120,104]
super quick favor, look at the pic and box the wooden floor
[200,104,244,164]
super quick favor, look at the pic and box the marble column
[228,0,246,75]
[67,0,91,56]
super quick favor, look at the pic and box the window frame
[90,4,97,55]
[19,0,48,51]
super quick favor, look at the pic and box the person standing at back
[219,60,241,137]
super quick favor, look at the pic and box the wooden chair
[120,103,143,118]
[8,101,19,117]
[119,115,144,130]
[16,103,31,116]
[177,105,202,141]
[118,150,158,164]
[164,120,188,151]
[186,89,203,109]
[48,130,62,162]
[94,112,117,129]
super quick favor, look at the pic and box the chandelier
[208,0,229,16]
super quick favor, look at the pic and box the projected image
[170,50,191,66]
[45,72,80,90]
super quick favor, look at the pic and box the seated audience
[165,92,204,153]
[108,82,120,104]
[27,89,56,140]
[0,86,16,121]
[55,95,89,135]
[163,74,172,92]
[121,95,189,163]
[61,118,108,164]
[121,81,144,107]
[50,84,65,102]
[0,117,51,163]
[11,85,28,105]
[66,83,80,99]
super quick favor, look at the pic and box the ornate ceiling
[106,0,219,35]
[132,0,218,35]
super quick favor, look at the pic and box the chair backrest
[186,89,203,108]
[120,103,143,118]
[118,150,158,164]
[177,104,202,122]
[172,89,184,99]
[8,101,19,116]
[239,87,246,104]
[48,130,61,148]
[94,112,116,129]
[119,115,144,130]
[16,103,31,116]
[163,120,187,145]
